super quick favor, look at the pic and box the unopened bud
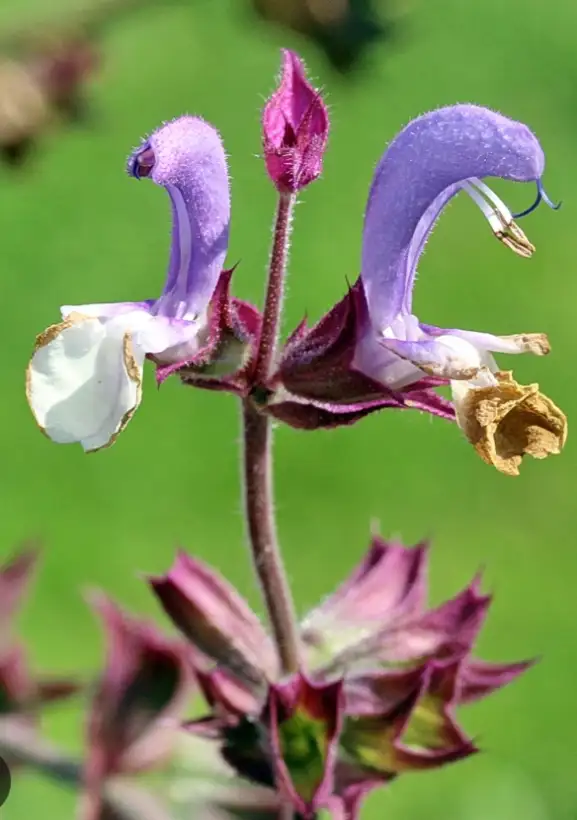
[262,49,329,193]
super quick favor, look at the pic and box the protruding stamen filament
[463,180,535,258]
[512,179,562,219]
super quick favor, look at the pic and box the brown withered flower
[453,369,567,476]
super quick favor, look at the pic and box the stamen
[512,180,562,219]
[468,178,515,221]
[463,180,535,258]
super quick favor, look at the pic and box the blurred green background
[2,0,575,817]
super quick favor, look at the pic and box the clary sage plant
[1,49,564,819]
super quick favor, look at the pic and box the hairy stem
[242,191,299,677]
[252,192,295,383]
[242,400,300,675]
[0,722,171,820]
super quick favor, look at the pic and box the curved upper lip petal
[129,116,231,321]
[360,104,546,329]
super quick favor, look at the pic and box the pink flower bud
[262,49,329,193]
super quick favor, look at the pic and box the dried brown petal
[455,371,567,476]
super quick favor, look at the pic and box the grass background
[1,0,576,817]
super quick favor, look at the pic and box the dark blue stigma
[513,179,562,219]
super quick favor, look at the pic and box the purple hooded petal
[149,551,276,690]
[129,116,230,320]
[267,673,344,815]
[301,537,428,657]
[361,105,545,328]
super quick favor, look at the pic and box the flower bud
[262,49,329,193]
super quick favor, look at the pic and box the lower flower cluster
[150,538,530,819]
[0,539,529,820]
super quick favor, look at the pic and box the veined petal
[361,105,545,328]
[129,116,231,321]
[26,310,148,452]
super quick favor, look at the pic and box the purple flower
[149,536,531,818]
[26,116,260,452]
[269,105,566,471]
[262,49,329,193]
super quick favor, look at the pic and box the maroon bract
[0,547,38,646]
[164,267,262,396]
[83,596,193,820]
[265,279,454,429]
[0,548,78,719]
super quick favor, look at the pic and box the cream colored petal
[26,313,144,452]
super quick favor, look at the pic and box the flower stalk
[253,192,296,384]
[242,192,300,678]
